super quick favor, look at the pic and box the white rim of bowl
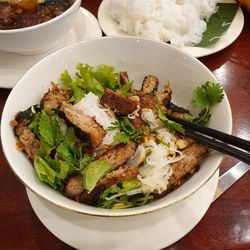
[0,0,81,34]
[1,36,232,217]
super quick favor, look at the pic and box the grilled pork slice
[141,75,159,94]
[154,142,208,199]
[62,102,106,149]
[41,84,69,111]
[11,117,40,160]
[169,142,208,188]
[158,84,172,107]
[97,142,137,170]
[79,165,139,204]
[64,174,84,198]
[119,71,130,85]
[100,89,139,115]
[129,91,156,129]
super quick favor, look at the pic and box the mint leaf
[38,111,64,147]
[57,142,75,173]
[57,160,69,180]
[34,156,57,189]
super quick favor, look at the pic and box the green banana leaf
[196,3,239,48]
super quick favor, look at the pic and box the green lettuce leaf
[60,70,85,103]
[83,160,113,192]
[93,64,120,90]
[76,63,104,97]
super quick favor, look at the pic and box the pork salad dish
[11,64,224,209]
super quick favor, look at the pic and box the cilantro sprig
[185,82,224,125]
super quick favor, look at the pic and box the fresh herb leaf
[38,111,64,147]
[60,70,73,86]
[196,3,239,47]
[113,132,132,144]
[156,99,184,134]
[187,82,224,125]
[76,63,104,97]
[120,117,135,135]
[97,189,154,209]
[192,82,224,108]
[57,160,69,180]
[107,121,120,131]
[38,139,54,157]
[83,160,113,192]
[93,64,120,90]
[80,153,94,170]
[28,112,41,135]
[34,156,58,189]
[57,142,75,173]
[60,71,85,103]
[112,118,143,144]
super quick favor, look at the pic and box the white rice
[108,0,218,47]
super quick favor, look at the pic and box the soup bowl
[1,36,232,217]
[0,0,81,55]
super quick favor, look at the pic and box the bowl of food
[0,0,81,54]
[1,36,231,217]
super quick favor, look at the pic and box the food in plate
[0,0,72,29]
[11,64,224,209]
[108,0,218,47]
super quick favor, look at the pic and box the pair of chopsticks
[166,115,250,165]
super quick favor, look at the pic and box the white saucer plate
[0,7,102,89]
[26,170,219,250]
[98,0,244,58]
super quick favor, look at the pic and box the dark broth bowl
[0,0,81,54]
[1,37,232,217]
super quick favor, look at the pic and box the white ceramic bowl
[0,0,81,55]
[1,37,232,217]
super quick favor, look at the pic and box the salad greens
[97,180,154,209]
[109,117,143,144]
[16,63,225,210]
[60,64,120,102]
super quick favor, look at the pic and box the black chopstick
[185,129,250,164]
[166,115,250,165]
[167,115,250,151]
